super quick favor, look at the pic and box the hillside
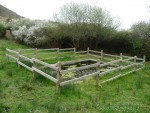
[0,4,21,19]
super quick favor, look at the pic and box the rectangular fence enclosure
[6,48,145,93]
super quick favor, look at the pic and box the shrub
[0,21,6,38]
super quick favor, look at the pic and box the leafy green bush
[0,22,6,38]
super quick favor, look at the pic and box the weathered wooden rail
[6,48,145,93]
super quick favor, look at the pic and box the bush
[0,22,6,38]
[9,18,58,47]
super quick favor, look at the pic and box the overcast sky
[0,0,149,29]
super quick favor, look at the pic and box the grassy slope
[0,4,21,19]
[0,39,150,113]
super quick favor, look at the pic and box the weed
[135,74,143,89]
[6,69,13,77]
[76,103,81,110]
[21,83,34,91]
[0,63,5,70]
[115,84,120,95]
[0,103,10,113]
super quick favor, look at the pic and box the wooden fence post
[120,53,123,60]
[35,48,37,58]
[17,50,21,67]
[101,50,103,60]
[143,55,146,67]
[118,56,122,76]
[96,62,100,86]
[134,56,137,70]
[87,47,89,55]
[74,48,76,57]
[6,49,9,63]
[33,54,38,77]
[56,61,61,94]
[57,48,59,59]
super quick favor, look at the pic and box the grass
[0,39,150,113]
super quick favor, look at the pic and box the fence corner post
[56,61,61,94]
[101,50,103,60]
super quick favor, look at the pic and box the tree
[130,21,150,60]
[54,2,118,49]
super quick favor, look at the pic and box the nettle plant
[9,18,52,46]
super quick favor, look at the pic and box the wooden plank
[122,63,135,70]
[122,57,135,62]
[37,52,57,55]
[6,48,18,54]
[60,51,74,54]
[60,71,100,86]
[136,57,144,61]
[61,62,100,74]
[59,48,75,51]
[100,59,121,67]
[19,55,33,63]
[89,50,101,54]
[19,48,36,51]
[89,54,101,58]
[122,62,143,70]
[99,67,121,77]
[18,61,33,72]
[32,67,58,83]
[6,54,18,61]
[37,48,59,51]
[136,62,144,66]
[32,58,58,70]
[122,55,131,58]
[103,53,120,58]
[101,66,144,84]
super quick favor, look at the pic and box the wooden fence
[6,48,145,93]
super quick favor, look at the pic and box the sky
[0,0,149,29]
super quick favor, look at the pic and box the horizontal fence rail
[32,58,58,71]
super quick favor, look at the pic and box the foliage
[9,18,58,46]
[130,21,150,60]
[0,21,7,38]
[54,3,118,49]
